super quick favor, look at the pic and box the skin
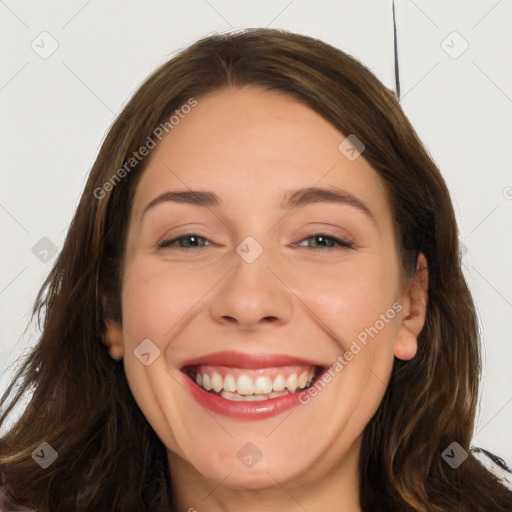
[104,85,428,511]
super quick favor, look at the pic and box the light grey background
[1,0,511,483]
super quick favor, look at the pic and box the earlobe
[394,329,419,360]
[102,319,124,360]
[394,252,429,361]
[100,295,124,360]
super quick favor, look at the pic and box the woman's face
[105,85,425,495]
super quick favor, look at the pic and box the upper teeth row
[196,370,315,395]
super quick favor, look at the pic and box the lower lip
[182,372,309,420]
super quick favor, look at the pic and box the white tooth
[297,371,308,389]
[285,374,297,393]
[211,372,223,392]
[195,373,202,386]
[268,389,291,398]
[242,394,269,401]
[202,374,212,391]
[223,374,236,392]
[272,375,286,392]
[236,375,253,395]
[253,376,273,395]
[307,370,315,384]
[220,391,247,401]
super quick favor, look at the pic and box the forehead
[130,86,391,222]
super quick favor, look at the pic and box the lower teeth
[205,385,313,402]
[220,392,271,401]
[217,389,291,401]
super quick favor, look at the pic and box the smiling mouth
[182,365,325,401]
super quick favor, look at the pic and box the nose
[209,246,294,330]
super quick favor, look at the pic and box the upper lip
[180,350,328,370]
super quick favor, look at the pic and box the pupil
[314,236,331,248]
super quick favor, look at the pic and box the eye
[157,233,354,251]
[157,234,211,250]
[292,233,355,251]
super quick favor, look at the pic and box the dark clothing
[0,486,34,512]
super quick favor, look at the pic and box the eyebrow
[141,186,376,224]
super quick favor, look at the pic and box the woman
[1,28,511,511]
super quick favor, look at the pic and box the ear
[394,252,429,361]
[101,296,125,361]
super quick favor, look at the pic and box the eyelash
[157,233,355,251]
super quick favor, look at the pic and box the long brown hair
[1,28,511,512]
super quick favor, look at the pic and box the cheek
[297,254,400,346]
[119,261,200,448]
[120,260,208,343]
[308,258,400,437]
